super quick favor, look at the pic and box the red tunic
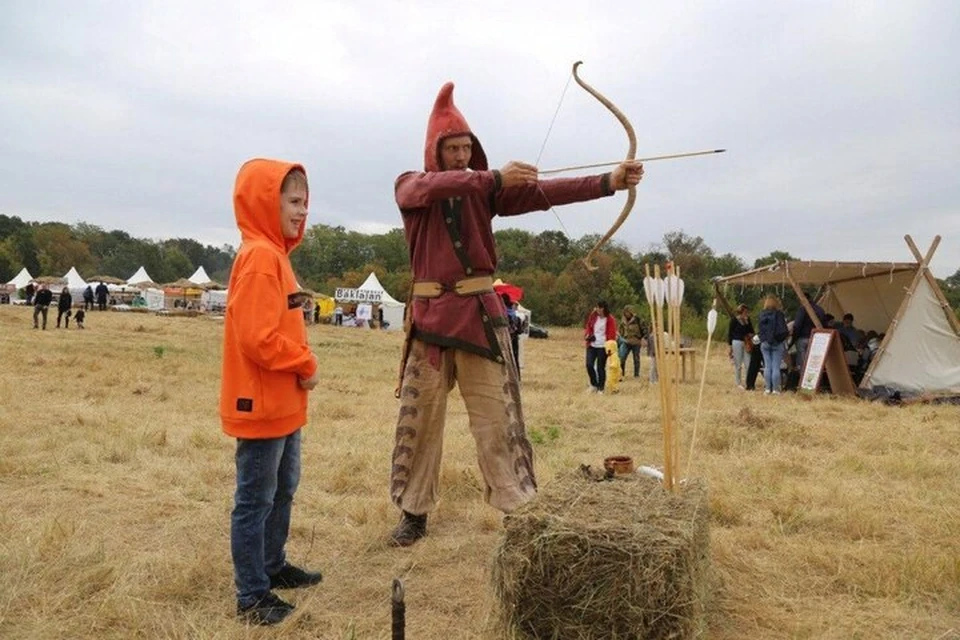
[395,169,612,360]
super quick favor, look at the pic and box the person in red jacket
[584,300,618,393]
[220,159,322,626]
[388,82,644,546]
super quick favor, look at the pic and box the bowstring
[534,72,574,237]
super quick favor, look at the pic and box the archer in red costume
[388,82,643,546]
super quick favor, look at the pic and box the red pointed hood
[423,82,488,173]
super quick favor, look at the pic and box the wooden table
[664,347,697,382]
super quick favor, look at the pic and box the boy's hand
[299,355,320,391]
[299,372,319,391]
[499,161,539,187]
[610,160,644,190]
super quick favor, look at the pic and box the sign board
[335,287,383,304]
[799,329,857,396]
[356,303,373,321]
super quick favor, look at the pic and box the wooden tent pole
[785,265,823,329]
[903,235,960,336]
[712,280,736,318]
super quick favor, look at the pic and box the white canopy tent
[62,267,87,290]
[3,267,33,303]
[6,267,33,290]
[127,266,155,285]
[188,266,213,285]
[714,235,960,397]
[334,272,405,330]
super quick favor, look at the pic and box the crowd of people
[576,293,883,396]
[728,294,883,393]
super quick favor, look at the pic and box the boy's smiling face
[280,184,308,239]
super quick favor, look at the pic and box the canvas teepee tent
[714,235,960,397]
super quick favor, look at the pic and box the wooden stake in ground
[686,303,718,479]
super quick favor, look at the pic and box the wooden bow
[572,61,638,271]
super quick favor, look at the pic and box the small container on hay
[491,471,711,640]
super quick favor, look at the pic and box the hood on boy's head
[233,158,307,254]
[423,82,488,173]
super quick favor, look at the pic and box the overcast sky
[2,1,958,276]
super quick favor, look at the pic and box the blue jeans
[760,342,785,392]
[618,341,641,377]
[231,429,302,607]
[586,347,607,391]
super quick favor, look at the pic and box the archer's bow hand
[499,161,539,187]
[609,160,644,191]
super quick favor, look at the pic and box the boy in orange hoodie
[221,159,322,626]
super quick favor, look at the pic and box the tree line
[0,215,235,286]
[3,213,958,334]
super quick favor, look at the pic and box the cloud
[1,0,958,276]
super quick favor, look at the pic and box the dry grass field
[1,304,958,639]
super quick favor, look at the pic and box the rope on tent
[827,261,838,282]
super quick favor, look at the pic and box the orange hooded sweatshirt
[220,158,317,439]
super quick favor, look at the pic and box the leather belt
[411,276,494,298]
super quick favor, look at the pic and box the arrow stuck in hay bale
[491,472,711,640]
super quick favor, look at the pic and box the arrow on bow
[572,60,637,271]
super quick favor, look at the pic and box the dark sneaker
[389,511,427,547]
[269,563,323,589]
[237,591,294,626]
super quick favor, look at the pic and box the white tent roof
[188,266,212,284]
[63,266,87,288]
[6,267,33,289]
[357,272,404,307]
[127,266,154,285]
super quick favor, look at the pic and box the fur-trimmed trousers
[390,329,537,516]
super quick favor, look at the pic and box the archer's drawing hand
[499,161,539,187]
[610,160,644,190]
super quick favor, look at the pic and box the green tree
[34,223,96,276]
[753,250,797,268]
[0,243,15,282]
[493,228,534,273]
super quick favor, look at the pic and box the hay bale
[491,472,710,639]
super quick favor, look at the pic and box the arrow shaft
[539,149,725,175]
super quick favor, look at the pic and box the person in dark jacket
[33,284,53,330]
[25,282,36,305]
[618,305,645,379]
[757,294,789,394]
[74,308,86,329]
[83,285,94,310]
[728,303,754,389]
[56,287,73,328]
[95,282,109,311]
[744,334,763,390]
[792,292,826,370]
